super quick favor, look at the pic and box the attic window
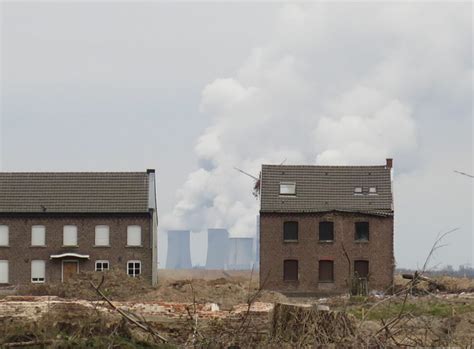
[369,187,377,194]
[354,187,363,195]
[280,182,296,195]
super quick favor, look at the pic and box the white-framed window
[127,260,141,277]
[0,260,8,283]
[280,182,296,195]
[95,260,109,272]
[31,260,45,283]
[354,187,363,194]
[369,187,377,194]
[95,225,110,246]
[127,226,142,246]
[63,225,78,246]
[0,225,9,246]
[31,225,46,246]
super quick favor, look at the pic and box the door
[62,261,78,282]
[354,260,369,278]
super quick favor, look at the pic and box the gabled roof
[0,171,154,213]
[260,164,393,216]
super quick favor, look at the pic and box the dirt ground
[1,270,473,348]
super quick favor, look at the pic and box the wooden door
[63,261,78,282]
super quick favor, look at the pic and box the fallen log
[402,273,446,291]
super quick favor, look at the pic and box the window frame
[354,260,369,279]
[94,225,110,246]
[0,260,9,284]
[127,225,142,247]
[31,225,46,246]
[0,225,9,246]
[354,187,363,195]
[279,182,296,196]
[63,225,78,246]
[283,221,299,241]
[31,260,46,283]
[95,260,110,272]
[318,260,334,282]
[319,221,334,241]
[283,259,298,282]
[355,222,370,241]
[127,260,141,277]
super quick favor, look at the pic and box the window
[95,225,110,246]
[31,226,46,246]
[127,260,141,277]
[319,221,334,241]
[355,222,369,241]
[280,182,296,195]
[0,260,8,283]
[283,221,298,241]
[63,225,78,246]
[354,260,369,278]
[0,225,9,246]
[319,260,334,282]
[283,260,298,281]
[95,260,109,272]
[354,187,363,194]
[127,226,142,246]
[31,260,45,283]
[369,187,377,194]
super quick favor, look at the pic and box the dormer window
[354,187,363,195]
[280,182,296,195]
[369,187,377,194]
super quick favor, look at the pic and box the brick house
[0,171,158,286]
[259,159,394,294]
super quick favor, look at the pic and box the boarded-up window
[95,225,110,246]
[0,260,8,283]
[0,225,9,246]
[319,222,334,241]
[354,260,369,278]
[31,226,46,246]
[127,226,142,246]
[355,222,369,241]
[283,260,298,281]
[283,221,298,241]
[319,260,334,282]
[31,260,45,283]
[63,225,78,246]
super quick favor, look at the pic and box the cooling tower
[227,237,255,270]
[206,229,230,269]
[166,230,192,269]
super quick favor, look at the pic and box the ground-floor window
[283,259,298,281]
[0,260,8,283]
[31,260,45,283]
[354,260,369,278]
[95,260,110,272]
[127,260,141,277]
[319,260,334,282]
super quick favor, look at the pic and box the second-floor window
[95,225,110,246]
[283,221,298,241]
[31,225,46,246]
[63,225,78,246]
[280,182,296,195]
[0,225,8,246]
[319,221,334,241]
[355,222,369,241]
[127,225,142,246]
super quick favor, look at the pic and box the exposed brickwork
[0,213,153,285]
[259,212,394,294]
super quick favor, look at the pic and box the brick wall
[259,212,394,294]
[0,213,153,285]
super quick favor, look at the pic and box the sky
[0,2,472,270]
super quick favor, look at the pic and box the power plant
[206,229,230,269]
[166,230,192,269]
[227,237,255,270]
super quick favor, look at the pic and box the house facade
[259,159,394,294]
[0,171,158,286]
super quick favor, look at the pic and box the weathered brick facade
[259,212,394,294]
[0,213,154,285]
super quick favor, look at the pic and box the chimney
[147,169,155,174]
[386,158,393,169]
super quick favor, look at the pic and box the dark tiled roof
[0,172,150,213]
[260,164,393,216]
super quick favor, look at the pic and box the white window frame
[31,260,46,283]
[369,187,378,195]
[94,225,110,246]
[95,260,110,272]
[0,260,8,284]
[127,260,141,277]
[354,187,363,195]
[127,225,142,246]
[279,182,296,195]
[63,225,78,246]
[0,225,9,246]
[31,225,46,246]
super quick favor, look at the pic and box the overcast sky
[1,2,472,269]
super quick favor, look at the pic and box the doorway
[62,261,78,282]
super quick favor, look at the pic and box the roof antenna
[233,167,260,198]
[279,158,287,165]
[454,170,474,178]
